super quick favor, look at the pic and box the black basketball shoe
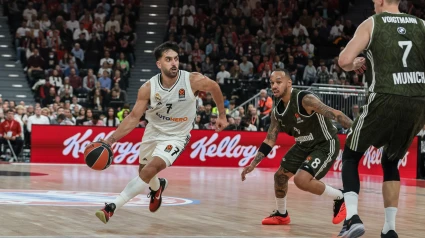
[337,215,365,237]
[381,230,398,238]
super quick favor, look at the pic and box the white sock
[276,197,286,214]
[113,176,147,210]
[344,192,359,220]
[149,175,160,191]
[322,185,343,200]
[382,207,397,234]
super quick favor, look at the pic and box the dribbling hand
[353,57,366,74]
[241,165,255,181]
[215,116,229,132]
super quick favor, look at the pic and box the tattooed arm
[302,94,353,129]
[241,111,280,181]
[251,111,280,166]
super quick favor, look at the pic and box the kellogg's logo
[63,129,141,164]
[332,147,409,172]
[190,133,280,166]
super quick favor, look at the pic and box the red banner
[31,125,418,178]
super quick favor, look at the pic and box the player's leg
[339,93,394,237]
[380,102,425,237]
[262,145,305,225]
[262,166,294,225]
[95,141,159,223]
[381,151,400,238]
[147,139,188,212]
[292,138,345,224]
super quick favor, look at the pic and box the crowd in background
[5,0,424,160]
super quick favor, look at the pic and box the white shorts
[138,136,190,167]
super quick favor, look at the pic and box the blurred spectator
[103,108,120,127]
[0,109,24,160]
[27,107,50,133]
[257,90,273,117]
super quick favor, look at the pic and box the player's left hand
[215,116,229,132]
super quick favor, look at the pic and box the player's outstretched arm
[104,82,150,145]
[190,72,228,131]
[241,111,279,181]
[338,18,372,72]
[302,94,353,129]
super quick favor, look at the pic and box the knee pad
[382,153,400,182]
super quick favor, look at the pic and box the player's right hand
[241,165,255,181]
[353,57,366,74]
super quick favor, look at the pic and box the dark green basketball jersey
[365,12,425,96]
[273,89,338,148]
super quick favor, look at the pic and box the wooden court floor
[0,163,424,238]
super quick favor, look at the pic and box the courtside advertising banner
[31,125,418,178]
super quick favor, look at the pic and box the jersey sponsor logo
[178,88,185,100]
[397,27,406,34]
[295,113,304,123]
[156,112,188,122]
[382,16,418,24]
[392,71,425,85]
[293,127,301,134]
[0,190,199,207]
[164,144,173,152]
[294,133,314,143]
[155,92,161,102]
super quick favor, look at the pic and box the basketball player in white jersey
[95,42,228,223]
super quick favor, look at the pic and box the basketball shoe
[262,210,291,225]
[337,215,365,238]
[147,178,168,212]
[333,195,346,224]
[381,230,398,238]
[95,203,116,224]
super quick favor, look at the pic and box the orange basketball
[84,141,113,170]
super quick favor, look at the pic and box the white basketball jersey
[144,70,197,138]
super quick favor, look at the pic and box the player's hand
[215,116,229,132]
[241,165,255,181]
[353,57,366,74]
[99,138,113,147]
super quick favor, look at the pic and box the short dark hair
[57,114,66,120]
[272,68,292,81]
[154,42,179,60]
[7,109,14,114]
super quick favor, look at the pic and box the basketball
[84,141,114,170]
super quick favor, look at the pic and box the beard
[274,86,289,99]
[162,67,178,78]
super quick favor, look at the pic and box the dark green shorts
[280,137,340,180]
[346,93,425,161]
